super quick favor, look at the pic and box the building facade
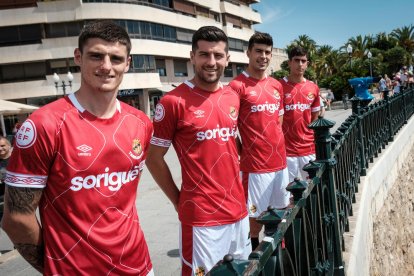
[0,0,286,129]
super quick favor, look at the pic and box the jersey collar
[68,93,121,114]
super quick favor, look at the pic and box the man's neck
[191,78,220,92]
[288,74,305,84]
[75,87,119,118]
[246,67,266,80]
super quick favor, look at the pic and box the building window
[228,38,246,52]
[48,59,80,75]
[45,21,84,38]
[176,28,193,44]
[0,24,42,46]
[1,62,46,82]
[224,65,233,78]
[130,55,156,72]
[174,59,188,77]
[156,59,167,76]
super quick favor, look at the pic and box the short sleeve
[311,85,321,112]
[5,112,56,188]
[150,95,179,148]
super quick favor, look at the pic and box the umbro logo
[194,109,205,118]
[77,144,92,156]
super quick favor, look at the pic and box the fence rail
[208,87,414,276]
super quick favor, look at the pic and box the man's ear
[74,48,82,66]
[226,54,230,67]
[190,51,195,65]
[124,56,131,73]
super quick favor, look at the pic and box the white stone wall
[344,114,414,276]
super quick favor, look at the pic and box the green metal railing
[208,87,414,276]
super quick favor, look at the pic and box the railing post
[351,96,367,176]
[308,117,345,276]
[402,87,408,124]
[383,88,394,142]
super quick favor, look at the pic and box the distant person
[228,32,289,250]
[400,66,408,90]
[281,46,320,182]
[325,91,335,110]
[0,136,12,220]
[319,95,326,117]
[146,26,250,275]
[2,21,154,275]
[378,75,387,99]
[384,74,392,91]
[393,76,401,94]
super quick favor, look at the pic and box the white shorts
[242,169,290,217]
[179,216,251,275]
[286,154,316,182]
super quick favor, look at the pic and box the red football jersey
[6,94,153,275]
[281,77,320,157]
[229,72,286,172]
[151,81,247,227]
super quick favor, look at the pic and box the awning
[0,100,39,137]
[0,100,38,115]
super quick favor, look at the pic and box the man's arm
[1,186,44,273]
[311,111,319,122]
[146,144,180,211]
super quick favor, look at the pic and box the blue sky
[252,0,414,50]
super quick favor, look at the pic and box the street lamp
[53,72,73,96]
[346,44,353,67]
[367,50,373,77]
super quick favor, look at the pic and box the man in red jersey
[146,26,250,275]
[229,32,289,250]
[282,46,320,182]
[1,21,154,275]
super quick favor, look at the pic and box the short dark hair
[248,32,273,50]
[78,20,131,55]
[192,26,228,52]
[288,46,308,60]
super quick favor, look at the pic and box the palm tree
[373,32,396,51]
[287,34,317,59]
[343,35,371,59]
[390,25,414,53]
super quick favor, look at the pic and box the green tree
[390,25,414,53]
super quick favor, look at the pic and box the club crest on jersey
[15,119,37,149]
[77,144,92,157]
[273,90,281,100]
[307,92,315,100]
[154,103,165,122]
[195,266,206,276]
[229,106,238,120]
[129,139,143,160]
[194,109,205,118]
[249,204,257,214]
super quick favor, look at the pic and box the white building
[0,0,286,132]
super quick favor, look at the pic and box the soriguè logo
[196,125,237,142]
[70,164,144,192]
[285,102,310,112]
[251,102,279,113]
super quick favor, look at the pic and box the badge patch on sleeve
[15,119,37,149]
[154,103,165,122]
